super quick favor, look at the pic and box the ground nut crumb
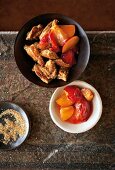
[0,109,26,145]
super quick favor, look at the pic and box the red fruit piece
[38,33,49,50]
[64,85,83,103]
[49,31,60,52]
[62,50,76,67]
[68,98,91,123]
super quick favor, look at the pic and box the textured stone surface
[0,32,115,169]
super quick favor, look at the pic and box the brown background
[0,0,114,31]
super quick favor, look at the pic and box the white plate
[49,80,102,133]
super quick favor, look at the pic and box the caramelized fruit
[60,106,74,121]
[56,91,74,107]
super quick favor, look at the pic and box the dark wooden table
[0,0,114,31]
[0,31,115,169]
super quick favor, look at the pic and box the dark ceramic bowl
[14,13,90,88]
[0,102,30,150]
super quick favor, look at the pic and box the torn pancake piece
[55,59,70,68]
[26,24,43,40]
[32,60,57,84]
[41,49,58,59]
[57,67,69,81]
[45,60,57,79]
[24,44,44,66]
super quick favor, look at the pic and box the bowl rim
[49,80,103,133]
[14,13,90,88]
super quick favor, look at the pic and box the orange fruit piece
[51,20,68,46]
[62,36,79,53]
[60,106,74,121]
[60,25,75,38]
[56,91,74,107]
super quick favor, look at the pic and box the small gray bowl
[0,102,30,150]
